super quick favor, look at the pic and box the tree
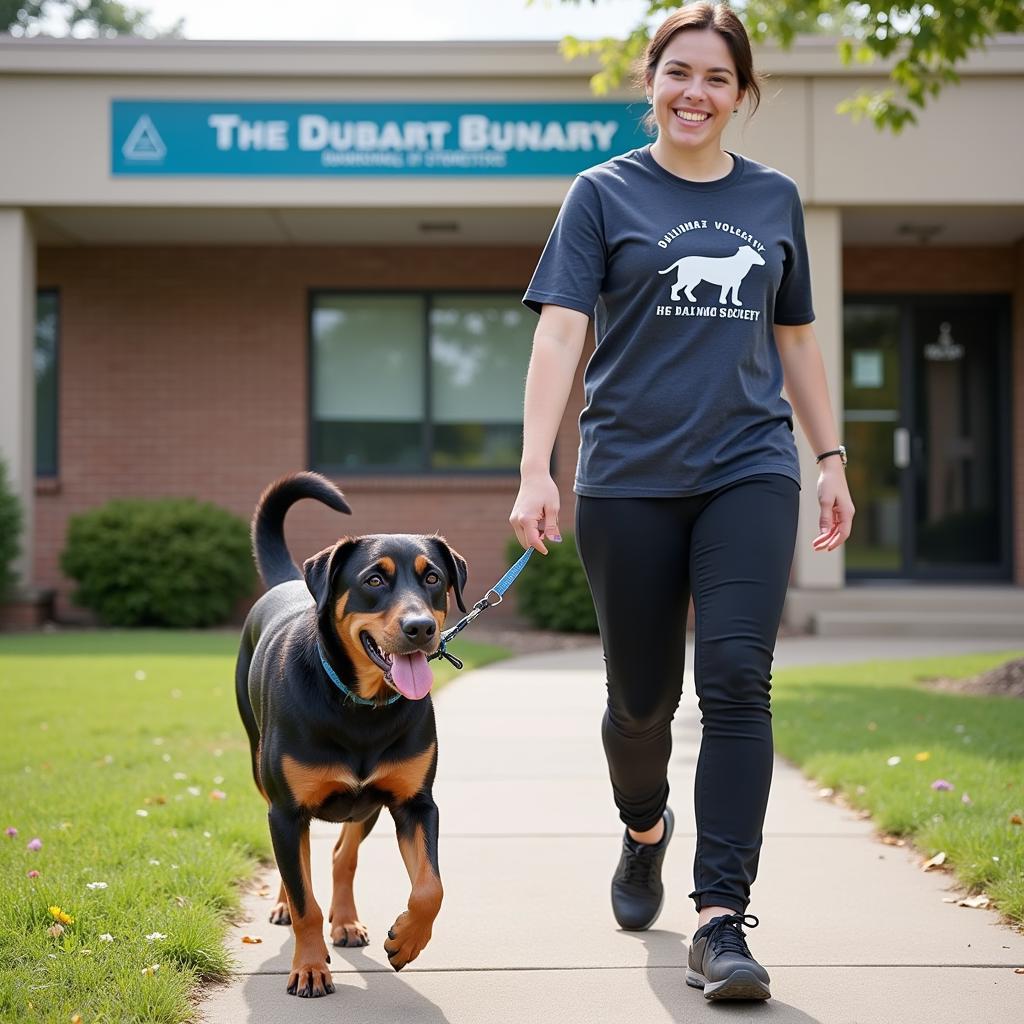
[2,0,183,38]
[553,1,1024,133]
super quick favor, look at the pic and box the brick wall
[35,245,591,624]
[34,240,1023,625]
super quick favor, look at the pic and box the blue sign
[111,100,651,177]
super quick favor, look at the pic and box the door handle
[893,427,911,468]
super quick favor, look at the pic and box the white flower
[145,932,167,941]
[136,810,149,817]
[213,776,224,785]
[886,756,901,767]
[173,772,187,781]
[187,787,200,797]
[149,859,161,866]
[134,670,147,681]
[86,881,108,890]
[98,933,114,943]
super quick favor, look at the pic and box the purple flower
[27,837,43,851]
[5,827,17,838]
[27,870,40,879]
[930,779,954,791]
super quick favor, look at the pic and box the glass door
[842,296,1011,580]
[910,298,1010,577]
[842,303,904,574]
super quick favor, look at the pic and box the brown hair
[633,1,762,134]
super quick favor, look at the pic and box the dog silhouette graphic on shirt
[658,244,766,306]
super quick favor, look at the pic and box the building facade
[1,36,1023,633]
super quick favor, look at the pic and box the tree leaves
[557,1,1024,134]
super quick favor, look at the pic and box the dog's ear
[430,535,468,613]
[303,537,360,619]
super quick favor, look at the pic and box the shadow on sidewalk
[620,928,824,1023]
[234,941,452,1022]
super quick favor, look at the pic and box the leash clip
[433,639,464,671]
[439,648,464,670]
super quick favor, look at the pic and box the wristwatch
[815,445,847,466]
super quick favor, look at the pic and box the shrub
[504,533,598,633]
[60,497,255,627]
[0,456,23,600]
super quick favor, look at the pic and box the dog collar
[317,642,402,708]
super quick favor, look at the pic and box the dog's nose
[401,615,437,644]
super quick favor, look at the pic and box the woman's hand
[812,464,855,552]
[509,472,562,555]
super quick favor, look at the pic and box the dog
[235,471,468,998]
[658,244,765,305]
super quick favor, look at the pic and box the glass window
[430,297,533,470]
[35,291,58,477]
[310,293,533,473]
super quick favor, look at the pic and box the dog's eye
[366,575,384,587]
[425,572,440,585]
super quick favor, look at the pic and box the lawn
[0,629,511,1024]
[771,649,1024,928]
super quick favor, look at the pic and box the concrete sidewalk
[200,636,1023,1023]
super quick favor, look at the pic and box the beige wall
[0,211,36,587]
[790,207,844,589]
[1,39,1022,209]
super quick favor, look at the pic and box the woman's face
[646,28,744,152]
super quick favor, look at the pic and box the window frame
[35,287,60,480]
[307,288,535,478]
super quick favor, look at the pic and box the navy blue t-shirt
[523,144,815,497]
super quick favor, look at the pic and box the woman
[509,1,854,1003]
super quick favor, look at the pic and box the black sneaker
[610,806,675,930]
[686,912,771,1000]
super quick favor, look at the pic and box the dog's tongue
[388,651,433,700]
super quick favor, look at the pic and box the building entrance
[842,295,1012,580]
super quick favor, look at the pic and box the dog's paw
[330,919,369,947]
[286,957,334,998]
[269,901,291,926]
[383,911,432,972]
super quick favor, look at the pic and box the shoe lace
[706,913,759,958]
[622,841,658,885]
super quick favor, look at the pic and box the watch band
[815,445,847,465]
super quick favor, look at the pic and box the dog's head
[303,533,468,704]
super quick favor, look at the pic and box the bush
[0,456,23,600]
[60,497,255,627]
[504,533,599,633]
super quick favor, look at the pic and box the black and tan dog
[235,471,467,998]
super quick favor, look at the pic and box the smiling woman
[511,1,854,1004]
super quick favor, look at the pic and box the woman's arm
[509,304,589,554]
[774,321,856,552]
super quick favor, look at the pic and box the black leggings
[574,473,799,915]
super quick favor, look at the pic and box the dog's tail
[657,260,684,275]
[251,472,352,588]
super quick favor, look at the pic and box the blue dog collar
[317,642,402,708]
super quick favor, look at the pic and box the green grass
[771,649,1024,928]
[0,629,511,1024]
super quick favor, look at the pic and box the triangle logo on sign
[122,114,166,162]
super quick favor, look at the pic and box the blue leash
[427,546,536,671]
